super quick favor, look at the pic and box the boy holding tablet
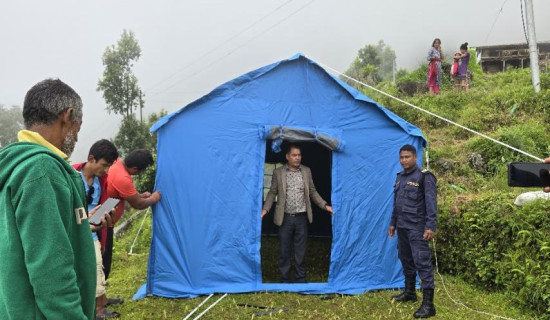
[73,139,120,319]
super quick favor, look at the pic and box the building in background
[475,41,550,73]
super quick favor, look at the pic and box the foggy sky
[1,0,549,160]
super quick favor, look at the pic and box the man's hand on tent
[324,205,334,215]
[388,226,395,238]
[261,209,268,218]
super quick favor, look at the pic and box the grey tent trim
[259,125,344,152]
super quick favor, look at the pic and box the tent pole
[182,294,214,320]
[193,293,228,320]
[128,208,150,255]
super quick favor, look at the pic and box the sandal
[95,308,120,319]
[105,297,124,306]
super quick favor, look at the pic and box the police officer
[388,144,437,318]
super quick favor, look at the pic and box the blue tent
[135,54,426,299]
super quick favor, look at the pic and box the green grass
[103,212,540,319]
[261,235,331,283]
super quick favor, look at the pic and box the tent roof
[150,53,426,146]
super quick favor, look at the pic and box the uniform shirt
[105,159,138,223]
[390,165,437,231]
[284,165,306,214]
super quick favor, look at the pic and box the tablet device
[88,198,120,225]
[508,162,550,187]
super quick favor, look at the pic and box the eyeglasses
[86,185,95,206]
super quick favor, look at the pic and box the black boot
[392,276,417,302]
[413,288,436,318]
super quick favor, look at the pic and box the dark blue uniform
[390,165,437,289]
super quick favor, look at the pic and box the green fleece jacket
[0,142,96,320]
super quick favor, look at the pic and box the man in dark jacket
[388,144,437,318]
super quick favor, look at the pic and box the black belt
[285,211,305,216]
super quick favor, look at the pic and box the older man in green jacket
[0,79,96,319]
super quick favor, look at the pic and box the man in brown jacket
[261,144,333,283]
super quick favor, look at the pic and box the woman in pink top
[454,42,470,93]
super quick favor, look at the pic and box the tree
[113,115,153,157]
[377,40,397,82]
[97,29,143,117]
[113,110,168,157]
[0,105,24,149]
[344,40,397,85]
[133,149,157,192]
[115,110,168,192]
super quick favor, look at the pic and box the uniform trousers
[397,228,435,289]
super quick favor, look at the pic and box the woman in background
[427,38,442,95]
[454,42,470,93]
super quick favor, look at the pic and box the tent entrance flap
[259,125,344,152]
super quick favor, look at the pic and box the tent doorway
[261,139,332,283]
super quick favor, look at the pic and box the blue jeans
[278,213,308,283]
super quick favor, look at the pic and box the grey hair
[23,78,83,128]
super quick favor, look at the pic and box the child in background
[451,53,460,77]
[454,42,470,93]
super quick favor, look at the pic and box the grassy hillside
[368,66,550,316]
[372,64,550,195]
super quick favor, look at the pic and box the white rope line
[313,59,544,162]
[192,293,228,320]
[432,239,521,320]
[182,294,214,320]
[128,208,150,255]
[318,57,529,319]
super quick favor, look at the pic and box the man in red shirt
[102,149,161,280]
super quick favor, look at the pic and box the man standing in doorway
[388,144,437,318]
[261,144,334,283]
[0,79,96,319]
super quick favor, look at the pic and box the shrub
[466,120,549,174]
[133,149,157,193]
[437,194,550,315]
